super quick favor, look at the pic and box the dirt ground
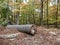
[0,26,60,45]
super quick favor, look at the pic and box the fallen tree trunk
[6,24,37,35]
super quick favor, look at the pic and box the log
[6,24,37,35]
[0,33,20,39]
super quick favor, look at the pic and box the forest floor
[0,26,60,45]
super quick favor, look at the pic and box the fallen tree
[6,24,37,35]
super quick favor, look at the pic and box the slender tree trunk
[40,0,43,26]
[46,0,49,28]
[55,0,59,28]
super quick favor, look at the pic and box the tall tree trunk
[40,0,43,25]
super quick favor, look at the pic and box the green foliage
[0,0,60,25]
[0,1,12,26]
